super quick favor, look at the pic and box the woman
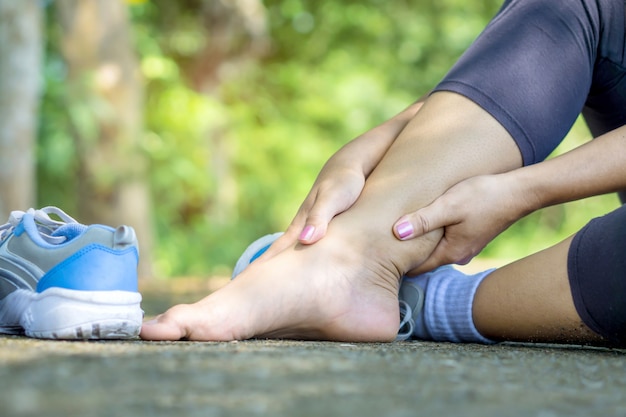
[141,0,626,346]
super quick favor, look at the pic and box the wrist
[500,168,543,219]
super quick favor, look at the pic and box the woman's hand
[263,101,426,258]
[284,164,366,244]
[262,155,368,258]
[393,173,531,275]
[393,123,626,275]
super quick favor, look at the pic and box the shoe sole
[19,288,143,340]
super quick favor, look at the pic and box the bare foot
[140,225,441,342]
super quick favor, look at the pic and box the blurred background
[0,0,619,284]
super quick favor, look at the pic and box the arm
[521,127,626,207]
[396,125,626,274]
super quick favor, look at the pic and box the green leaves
[42,0,602,278]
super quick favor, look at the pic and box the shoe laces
[0,206,80,245]
[396,299,415,341]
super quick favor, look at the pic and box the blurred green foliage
[37,0,619,278]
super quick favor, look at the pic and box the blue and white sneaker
[0,207,143,339]
[232,233,424,341]
[231,232,284,279]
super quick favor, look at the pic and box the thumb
[297,193,341,244]
[393,200,450,241]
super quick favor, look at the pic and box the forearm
[509,125,626,215]
[330,99,425,177]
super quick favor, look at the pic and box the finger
[406,238,470,275]
[298,222,328,245]
[393,200,454,241]
[256,213,306,260]
[260,230,296,259]
[408,245,453,275]
[298,190,352,244]
[455,255,474,266]
[261,192,316,258]
[257,186,337,258]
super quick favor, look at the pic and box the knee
[568,207,626,344]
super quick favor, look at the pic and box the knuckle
[306,211,328,225]
[416,214,430,234]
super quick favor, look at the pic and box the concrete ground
[2,337,626,416]
[1,279,625,417]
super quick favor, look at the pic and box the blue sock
[410,266,495,344]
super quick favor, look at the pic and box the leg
[473,236,604,343]
[140,92,522,342]
[476,204,626,344]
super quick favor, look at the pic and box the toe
[140,306,191,341]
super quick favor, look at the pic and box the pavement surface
[1,280,625,417]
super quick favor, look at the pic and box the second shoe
[0,207,143,339]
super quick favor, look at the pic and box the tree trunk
[56,0,154,279]
[188,0,269,225]
[0,0,42,219]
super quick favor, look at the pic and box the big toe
[140,306,191,341]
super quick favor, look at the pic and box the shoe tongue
[51,223,88,242]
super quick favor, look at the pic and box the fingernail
[395,220,413,239]
[299,225,315,241]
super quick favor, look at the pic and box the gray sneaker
[0,207,143,339]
